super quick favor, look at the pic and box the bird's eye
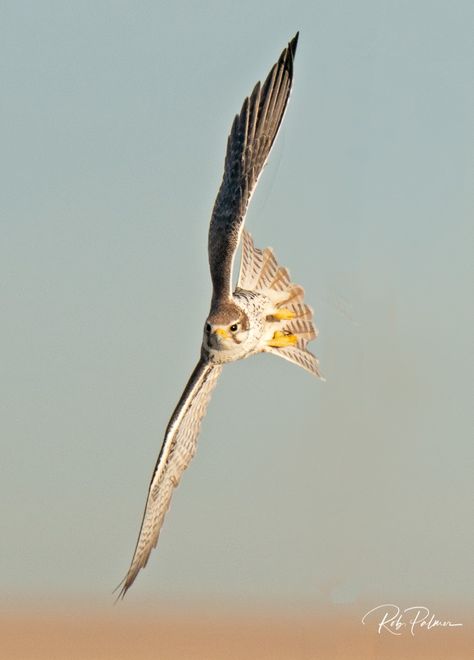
[206,323,211,332]
[230,323,238,332]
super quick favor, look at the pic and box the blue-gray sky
[1,1,472,607]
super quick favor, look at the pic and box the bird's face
[205,319,248,350]
[203,304,250,352]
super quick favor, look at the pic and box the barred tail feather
[267,294,322,377]
[271,344,322,377]
[238,230,323,378]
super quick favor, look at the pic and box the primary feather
[117,360,222,598]
[208,33,299,303]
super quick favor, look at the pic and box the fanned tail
[238,230,322,378]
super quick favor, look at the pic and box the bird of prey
[118,32,321,598]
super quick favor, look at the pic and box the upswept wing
[208,33,299,304]
[118,359,223,598]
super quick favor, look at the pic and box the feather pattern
[118,33,323,599]
[117,359,223,598]
[208,33,299,304]
[238,229,322,377]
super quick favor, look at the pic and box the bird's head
[203,302,250,351]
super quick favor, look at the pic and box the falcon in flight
[118,32,321,597]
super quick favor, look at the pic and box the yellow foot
[272,307,296,321]
[267,330,297,348]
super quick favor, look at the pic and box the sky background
[1,0,472,611]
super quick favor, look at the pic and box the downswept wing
[208,33,299,304]
[118,359,223,598]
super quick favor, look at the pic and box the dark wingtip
[290,31,299,55]
[279,32,299,77]
[112,576,130,603]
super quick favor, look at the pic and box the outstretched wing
[208,33,299,304]
[117,358,223,598]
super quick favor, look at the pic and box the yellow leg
[267,330,297,348]
[272,308,296,321]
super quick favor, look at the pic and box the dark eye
[230,323,238,332]
[206,323,211,332]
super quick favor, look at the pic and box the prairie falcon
[118,32,321,597]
